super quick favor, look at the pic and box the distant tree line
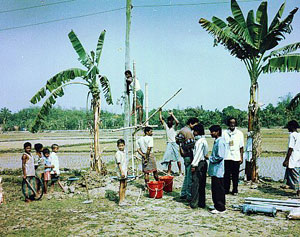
[1,95,299,131]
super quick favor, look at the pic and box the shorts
[136,90,144,108]
[44,171,51,181]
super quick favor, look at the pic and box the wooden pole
[134,88,182,134]
[124,0,132,161]
[112,124,158,132]
[144,88,182,126]
[133,61,137,127]
[132,61,137,176]
[145,83,149,126]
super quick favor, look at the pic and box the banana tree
[30,30,113,174]
[199,0,299,181]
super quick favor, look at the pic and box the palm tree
[199,0,299,181]
[30,30,113,174]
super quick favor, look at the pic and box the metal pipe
[242,204,277,217]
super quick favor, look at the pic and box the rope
[146,182,165,194]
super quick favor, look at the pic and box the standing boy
[159,109,182,175]
[176,117,199,201]
[208,125,228,214]
[283,120,300,197]
[42,148,54,194]
[49,144,65,192]
[137,127,158,187]
[21,142,36,202]
[190,124,209,209]
[223,117,244,195]
[34,143,44,179]
[115,139,128,205]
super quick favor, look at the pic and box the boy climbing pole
[125,70,144,124]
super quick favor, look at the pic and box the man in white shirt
[137,127,158,186]
[283,120,300,197]
[223,117,244,195]
[190,124,208,208]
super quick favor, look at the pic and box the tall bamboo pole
[132,61,137,176]
[145,83,149,126]
[124,0,132,160]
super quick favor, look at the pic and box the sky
[0,0,299,114]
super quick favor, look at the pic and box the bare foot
[280,185,290,189]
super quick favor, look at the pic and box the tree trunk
[92,97,106,175]
[248,81,261,182]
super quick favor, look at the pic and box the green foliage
[30,30,113,132]
[199,0,299,72]
[4,95,300,131]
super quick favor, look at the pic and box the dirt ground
[0,169,299,236]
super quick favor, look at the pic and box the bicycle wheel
[22,176,44,200]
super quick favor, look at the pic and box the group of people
[114,112,244,213]
[114,111,300,213]
[21,142,65,202]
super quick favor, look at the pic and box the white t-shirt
[223,128,244,161]
[136,135,153,154]
[163,121,176,143]
[23,153,35,177]
[288,132,300,168]
[191,136,208,167]
[130,77,141,91]
[115,150,127,177]
[50,152,60,175]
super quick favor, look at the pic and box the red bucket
[147,181,164,199]
[159,176,174,192]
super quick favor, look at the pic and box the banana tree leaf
[30,87,46,104]
[199,18,252,59]
[30,87,66,132]
[99,75,113,105]
[226,16,255,48]
[287,93,300,110]
[263,7,298,51]
[231,0,246,28]
[212,16,226,29]
[46,68,87,92]
[95,30,106,67]
[68,30,93,69]
[269,2,285,31]
[262,54,300,73]
[87,65,99,81]
[256,1,268,43]
[263,42,300,61]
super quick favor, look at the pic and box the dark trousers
[190,160,207,208]
[245,161,252,181]
[224,160,240,194]
[211,176,226,211]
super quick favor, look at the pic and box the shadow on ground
[105,190,118,203]
[257,183,293,197]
